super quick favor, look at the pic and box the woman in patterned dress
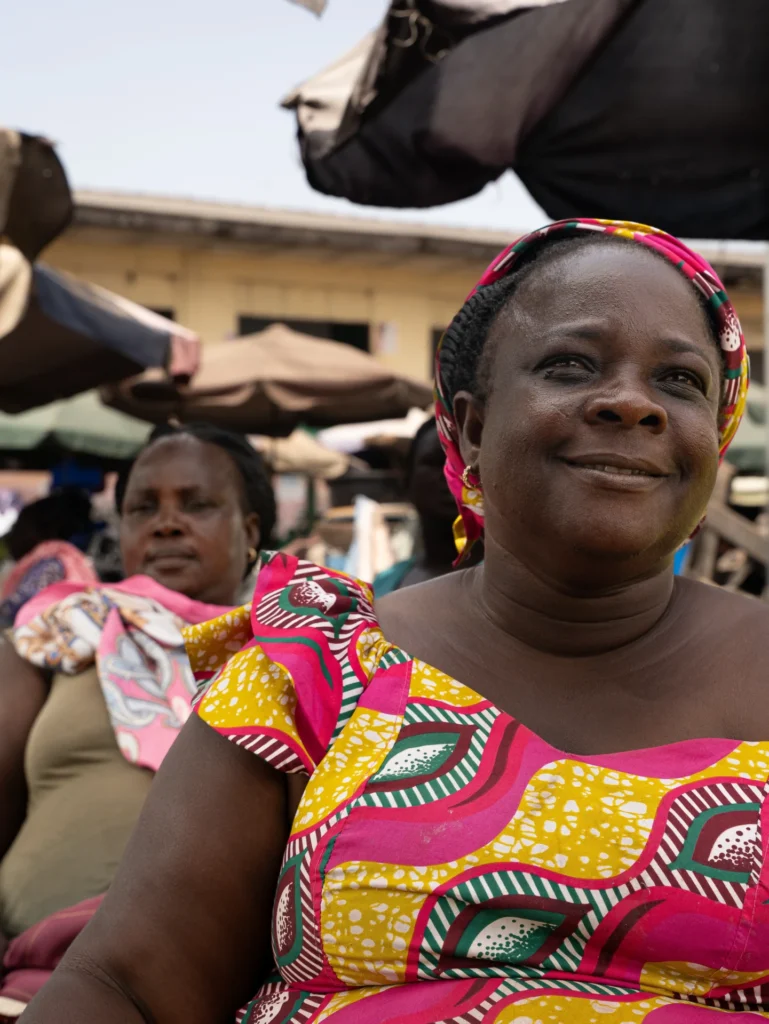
[24,221,769,1024]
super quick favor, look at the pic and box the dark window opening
[149,307,175,322]
[238,316,369,352]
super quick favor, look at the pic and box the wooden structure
[687,462,769,597]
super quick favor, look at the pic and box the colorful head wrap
[434,218,750,562]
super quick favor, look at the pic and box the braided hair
[116,422,277,548]
[438,233,723,409]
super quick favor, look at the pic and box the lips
[560,454,671,478]
[145,548,197,567]
[567,463,657,479]
[558,453,674,493]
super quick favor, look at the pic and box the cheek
[119,527,143,572]
[672,408,721,479]
[198,515,247,566]
[480,391,564,482]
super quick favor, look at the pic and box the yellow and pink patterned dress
[185,553,769,1023]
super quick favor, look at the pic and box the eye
[126,501,155,517]
[185,498,216,513]
[659,368,707,394]
[539,354,594,380]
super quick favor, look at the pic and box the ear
[452,391,485,475]
[243,511,261,553]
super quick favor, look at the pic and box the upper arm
[0,635,47,858]
[61,713,289,1023]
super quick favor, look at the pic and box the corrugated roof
[72,190,769,267]
[72,190,520,261]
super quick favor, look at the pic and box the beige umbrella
[101,323,432,436]
[0,244,200,413]
[251,429,355,479]
[0,129,72,260]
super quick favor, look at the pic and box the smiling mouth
[558,457,673,490]
[564,462,661,478]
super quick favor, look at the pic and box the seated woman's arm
[0,637,48,861]
[21,714,290,1024]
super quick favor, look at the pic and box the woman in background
[375,418,480,594]
[0,423,275,1019]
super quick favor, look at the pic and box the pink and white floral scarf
[12,577,246,773]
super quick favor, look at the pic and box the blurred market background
[2,0,769,600]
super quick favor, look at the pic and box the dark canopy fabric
[0,131,72,260]
[291,0,769,239]
[0,247,198,413]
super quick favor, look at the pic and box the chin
[565,525,686,567]
[147,569,199,597]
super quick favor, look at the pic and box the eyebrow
[128,483,207,497]
[551,327,713,361]
[658,338,712,359]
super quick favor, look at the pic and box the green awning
[0,390,150,461]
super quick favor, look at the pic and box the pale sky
[4,0,545,233]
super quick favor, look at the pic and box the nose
[152,504,186,537]
[583,379,668,434]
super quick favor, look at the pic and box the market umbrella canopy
[101,323,433,436]
[0,244,200,413]
[285,0,769,239]
[317,408,431,454]
[251,429,355,479]
[0,390,151,466]
[0,130,73,260]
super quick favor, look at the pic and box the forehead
[126,435,240,492]
[495,242,715,357]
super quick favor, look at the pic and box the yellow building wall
[44,231,487,383]
[44,230,766,385]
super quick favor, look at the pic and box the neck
[474,534,675,657]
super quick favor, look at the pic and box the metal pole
[764,257,769,482]
[762,258,769,600]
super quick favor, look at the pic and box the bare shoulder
[676,574,769,639]
[375,571,471,654]
[675,577,769,722]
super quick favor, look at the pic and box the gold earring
[248,547,258,562]
[461,465,475,487]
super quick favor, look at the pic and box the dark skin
[119,435,260,607]
[379,245,769,753]
[21,245,769,1022]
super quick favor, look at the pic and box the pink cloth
[12,576,231,773]
[0,896,103,1015]
[0,541,97,602]
[168,332,201,380]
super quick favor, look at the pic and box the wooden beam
[704,502,769,567]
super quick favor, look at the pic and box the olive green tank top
[0,667,153,937]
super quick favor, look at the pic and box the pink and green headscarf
[434,218,750,562]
